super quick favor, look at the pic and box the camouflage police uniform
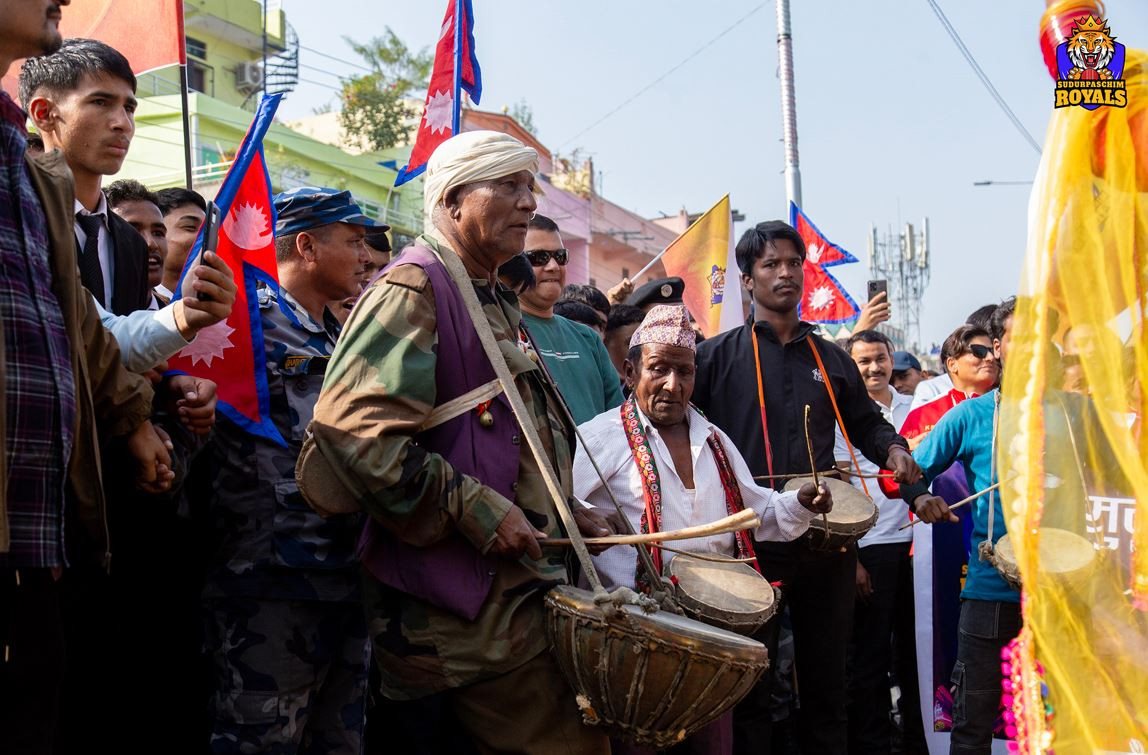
[201,282,368,754]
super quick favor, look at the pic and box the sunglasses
[966,343,994,359]
[525,248,569,267]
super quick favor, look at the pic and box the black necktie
[76,213,107,307]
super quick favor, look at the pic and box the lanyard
[751,330,777,481]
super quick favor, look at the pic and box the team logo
[709,264,726,305]
[1054,15,1127,109]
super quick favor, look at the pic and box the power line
[299,44,374,75]
[924,0,1042,155]
[556,1,769,149]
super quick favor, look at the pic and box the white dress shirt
[910,373,954,411]
[573,404,816,590]
[74,194,114,306]
[834,387,913,546]
[94,295,190,372]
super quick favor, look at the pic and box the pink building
[461,109,678,292]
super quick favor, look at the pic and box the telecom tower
[867,220,931,351]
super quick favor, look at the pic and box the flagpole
[776,0,802,209]
[451,0,463,134]
[178,64,194,190]
[176,4,193,190]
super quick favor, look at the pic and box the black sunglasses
[525,248,568,267]
[966,343,994,359]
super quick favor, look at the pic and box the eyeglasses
[525,248,568,267]
[966,343,994,360]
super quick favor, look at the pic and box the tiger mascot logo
[1066,15,1117,81]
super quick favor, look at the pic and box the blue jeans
[949,599,1022,754]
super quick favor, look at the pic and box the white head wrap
[423,130,541,219]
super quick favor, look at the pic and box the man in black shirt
[694,220,921,754]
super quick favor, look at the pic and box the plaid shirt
[0,93,77,568]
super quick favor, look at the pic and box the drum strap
[751,331,777,481]
[705,432,761,572]
[620,398,759,589]
[806,336,871,497]
[979,391,1002,562]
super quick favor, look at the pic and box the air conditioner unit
[235,62,263,93]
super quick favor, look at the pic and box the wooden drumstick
[897,482,1002,530]
[540,509,760,547]
[654,545,759,564]
[803,404,829,536]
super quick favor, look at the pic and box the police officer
[199,187,374,753]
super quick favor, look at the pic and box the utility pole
[776,0,802,209]
[868,219,932,351]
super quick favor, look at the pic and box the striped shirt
[0,92,77,568]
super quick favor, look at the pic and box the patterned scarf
[620,397,759,591]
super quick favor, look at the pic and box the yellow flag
[658,194,742,338]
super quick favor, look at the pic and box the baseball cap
[273,186,375,236]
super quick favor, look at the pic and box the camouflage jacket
[200,285,362,603]
[311,234,576,698]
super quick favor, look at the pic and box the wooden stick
[897,482,1002,530]
[540,509,760,547]
[654,545,758,564]
[804,404,828,534]
[755,470,895,482]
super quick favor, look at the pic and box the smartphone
[195,201,222,302]
[867,279,888,303]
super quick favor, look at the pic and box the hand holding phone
[195,202,222,302]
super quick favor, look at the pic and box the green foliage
[338,29,432,152]
[508,99,537,137]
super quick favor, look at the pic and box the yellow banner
[658,194,741,338]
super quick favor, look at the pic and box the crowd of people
[1,5,1140,755]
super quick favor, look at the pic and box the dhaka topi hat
[629,304,696,353]
[423,130,541,218]
[274,186,375,236]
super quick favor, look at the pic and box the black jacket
[75,210,151,316]
[694,320,907,489]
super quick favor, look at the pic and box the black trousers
[734,540,857,755]
[846,541,927,755]
[0,568,66,755]
[950,599,1021,754]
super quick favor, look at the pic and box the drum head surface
[546,585,764,650]
[783,476,876,526]
[666,557,775,614]
[994,528,1095,575]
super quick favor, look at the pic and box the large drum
[664,556,779,636]
[990,527,1096,592]
[545,584,769,748]
[783,476,878,550]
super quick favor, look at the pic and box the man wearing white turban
[309,131,612,753]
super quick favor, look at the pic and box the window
[186,37,207,61]
[187,60,213,96]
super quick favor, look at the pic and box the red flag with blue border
[790,202,861,323]
[168,93,286,445]
[394,0,482,186]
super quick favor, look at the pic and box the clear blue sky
[278,0,1146,346]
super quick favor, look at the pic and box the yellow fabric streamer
[1001,37,1148,754]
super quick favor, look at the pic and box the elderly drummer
[310,130,613,754]
[572,304,832,755]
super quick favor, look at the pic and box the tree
[508,99,537,137]
[338,30,432,152]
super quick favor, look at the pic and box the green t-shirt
[523,312,624,425]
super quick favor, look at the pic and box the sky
[277,0,1147,347]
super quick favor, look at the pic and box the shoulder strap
[806,335,870,496]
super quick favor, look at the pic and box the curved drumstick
[540,509,760,547]
[804,404,829,537]
[897,482,1002,530]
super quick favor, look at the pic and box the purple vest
[359,244,523,620]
